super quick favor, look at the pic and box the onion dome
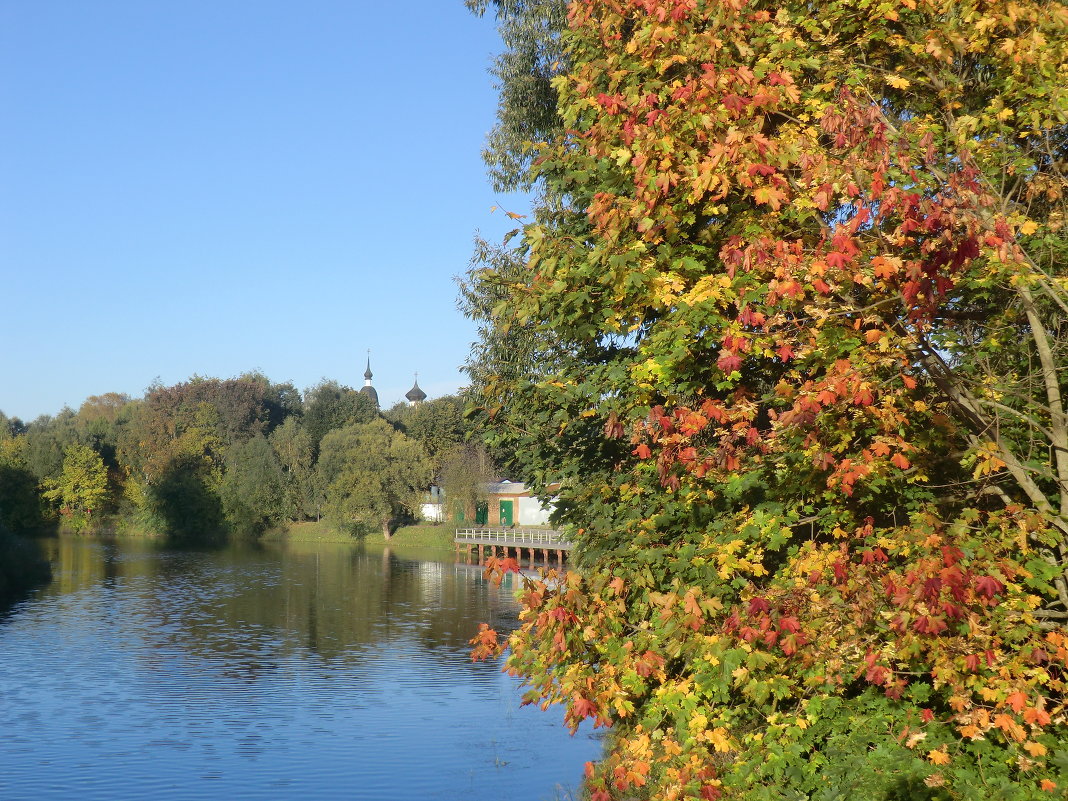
[405,374,427,405]
[359,354,379,408]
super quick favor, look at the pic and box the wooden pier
[454,528,573,568]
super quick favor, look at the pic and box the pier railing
[453,528,573,550]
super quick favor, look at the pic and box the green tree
[438,442,497,523]
[148,453,225,543]
[41,444,109,532]
[317,419,431,540]
[20,409,82,484]
[220,434,286,536]
[303,379,378,457]
[385,394,470,469]
[468,0,1068,799]
[268,417,316,521]
[0,437,44,532]
[466,0,568,193]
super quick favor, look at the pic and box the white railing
[454,528,572,547]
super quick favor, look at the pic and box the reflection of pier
[454,528,573,568]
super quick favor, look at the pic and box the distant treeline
[0,374,496,542]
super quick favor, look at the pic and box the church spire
[359,349,379,409]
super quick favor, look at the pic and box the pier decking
[454,528,573,568]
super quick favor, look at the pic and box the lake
[0,537,601,800]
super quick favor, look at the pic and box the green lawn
[268,520,456,551]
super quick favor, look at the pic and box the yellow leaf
[709,727,732,753]
[1024,741,1048,757]
[928,749,951,765]
[887,75,911,90]
[1019,220,1039,235]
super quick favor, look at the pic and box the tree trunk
[382,518,393,541]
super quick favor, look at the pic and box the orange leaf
[927,749,951,765]
[1023,741,1048,757]
[994,713,1027,741]
[1006,691,1028,713]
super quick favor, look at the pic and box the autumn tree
[468,1,1068,799]
[41,444,109,532]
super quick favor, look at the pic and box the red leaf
[975,575,1004,599]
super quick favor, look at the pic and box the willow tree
[468,0,1068,798]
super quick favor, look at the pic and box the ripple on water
[0,539,601,801]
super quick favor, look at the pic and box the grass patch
[264,520,356,543]
[386,523,454,550]
[265,521,456,550]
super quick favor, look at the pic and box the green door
[499,499,514,526]
[475,502,489,525]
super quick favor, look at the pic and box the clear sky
[0,1,526,421]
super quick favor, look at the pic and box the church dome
[359,354,379,409]
[405,375,427,404]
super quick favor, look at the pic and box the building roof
[485,480,530,496]
[360,353,378,408]
[405,375,427,403]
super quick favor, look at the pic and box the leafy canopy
[467,0,1068,798]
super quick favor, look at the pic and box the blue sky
[0,1,527,421]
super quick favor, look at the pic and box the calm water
[0,537,600,800]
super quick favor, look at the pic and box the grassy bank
[265,520,456,551]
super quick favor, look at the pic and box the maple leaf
[1024,706,1052,726]
[928,749,951,765]
[1024,741,1048,757]
[1005,691,1028,712]
[975,575,1004,599]
[993,714,1027,741]
[572,695,598,720]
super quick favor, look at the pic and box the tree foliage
[303,379,378,457]
[41,444,109,532]
[466,0,569,192]
[318,419,433,539]
[220,434,287,536]
[468,0,1068,798]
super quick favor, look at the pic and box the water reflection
[0,537,599,801]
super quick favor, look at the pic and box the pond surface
[0,537,601,800]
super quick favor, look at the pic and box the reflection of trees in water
[36,538,517,683]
